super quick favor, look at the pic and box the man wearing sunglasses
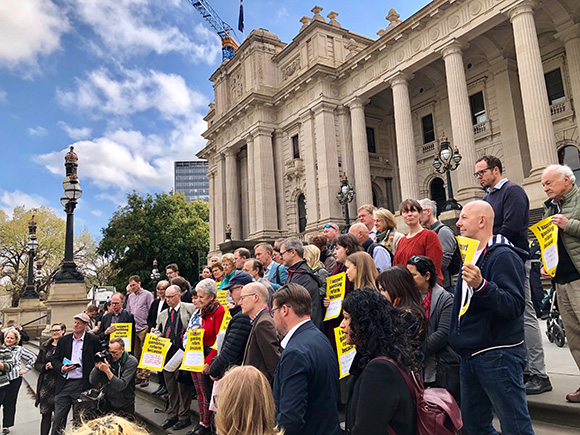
[474,155,551,395]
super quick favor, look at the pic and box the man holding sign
[449,201,533,435]
[542,164,580,403]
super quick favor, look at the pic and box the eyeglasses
[239,293,256,301]
[111,301,122,305]
[269,305,284,317]
[279,250,291,256]
[323,224,338,229]
[473,167,492,178]
[165,294,179,299]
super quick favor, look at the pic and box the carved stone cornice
[345,97,370,110]
[505,0,536,22]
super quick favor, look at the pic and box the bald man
[449,201,532,434]
[348,223,391,272]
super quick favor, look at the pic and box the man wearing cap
[51,313,102,435]
[208,272,253,380]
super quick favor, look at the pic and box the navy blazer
[273,320,341,435]
[52,331,102,394]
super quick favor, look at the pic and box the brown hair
[109,338,125,349]
[254,242,274,255]
[272,283,312,317]
[212,261,224,271]
[235,248,251,259]
[357,204,376,214]
[346,252,378,291]
[399,199,422,214]
[332,234,363,256]
[246,259,264,278]
[171,276,190,294]
[215,366,284,435]
[309,233,328,252]
[476,155,503,174]
[86,305,98,314]
[165,263,179,273]
[128,275,141,284]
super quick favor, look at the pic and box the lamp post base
[53,262,85,283]
[21,285,39,300]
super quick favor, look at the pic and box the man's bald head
[348,223,369,244]
[457,200,495,243]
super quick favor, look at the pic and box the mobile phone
[67,363,81,368]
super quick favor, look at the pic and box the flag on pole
[238,0,244,34]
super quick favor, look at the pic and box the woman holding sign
[341,288,415,435]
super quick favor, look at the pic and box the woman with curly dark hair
[342,288,416,435]
[376,265,427,372]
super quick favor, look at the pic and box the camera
[94,351,112,364]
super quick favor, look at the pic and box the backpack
[375,357,463,435]
[433,224,461,276]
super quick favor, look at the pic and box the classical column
[555,23,580,140]
[300,110,320,228]
[273,130,288,232]
[214,155,225,244]
[390,72,419,200]
[252,126,280,237]
[312,101,343,223]
[224,149,241,240]
[245,134,256,237]
[490,58,530,184]
[508,1,558,178]
[208,169,216,252]
[337,106,356,217]
[441,41,481,201]
[347,98,373,207]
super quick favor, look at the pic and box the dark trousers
[41,413,52,435]
[2,376,23,428]
[51,379,84,435]
[101,400,135,419]
[164,369,191,421]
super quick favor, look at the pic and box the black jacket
[147,299,169,330]
[346,354,416,435]
[209,305,251,379]
[96,309,135,347]
[51,332,103,394]
[35,339,58,407]
[286,260,324,331]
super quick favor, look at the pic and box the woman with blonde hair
[304,245,329,302]
[215,365,284,435]
[345,252,379,291]
[219,253,237,289]
[66,415,149,435]
[373,208,403,256]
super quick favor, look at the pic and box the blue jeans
[460,344,534,435]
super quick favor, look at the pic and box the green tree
[98,191,209,291]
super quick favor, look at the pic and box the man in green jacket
[541,164,580,403]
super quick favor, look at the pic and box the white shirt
[281,319,310,349]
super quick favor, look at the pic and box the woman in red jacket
[191,279,225,435]
[394,199,444,285]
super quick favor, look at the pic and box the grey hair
[418,198,437,215]
[544,164,576,184]
[165,285,181,297]
[195,278,218,297]
[282,237,304,258]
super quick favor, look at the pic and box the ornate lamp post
[432,135,462,212]
[54,146,84,283]
[21,215,39,299]
[336,175,356,231]
[150,259,161,287]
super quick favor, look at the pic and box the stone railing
[550,99,572,121]
[473,120,489,136]
[422,142,435,154]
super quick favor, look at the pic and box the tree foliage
[98,192,209,292]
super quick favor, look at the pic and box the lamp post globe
[432,135,462,212]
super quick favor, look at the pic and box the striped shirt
[0,346,13,388]
[7,345,36,381]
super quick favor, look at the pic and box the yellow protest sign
[138,333,171,372]
[530,217,559,278]
[180,329,205,372]
[334,327,356,379]
[110,323,132,352]
[456,236,480,264]
[216,290,229,308]
[324,273,346,321]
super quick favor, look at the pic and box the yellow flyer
[137,333,171,372]
[456,236,480,264]
[334,327,356,379]
[110,323,132,352]
[180,329,205,372]
[324,273,346,321]
[530,217,559,278]
[218,308,232,334]
[216,290,229,308]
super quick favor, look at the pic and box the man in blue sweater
[475,155,551,395]
[450,200,533,435]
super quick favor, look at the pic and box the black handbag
[434,359,461,404]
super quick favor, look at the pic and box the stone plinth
[2,298,48,339]
[42,281,88,339]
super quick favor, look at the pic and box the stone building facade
[198,0,580,254]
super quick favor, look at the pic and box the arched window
[558,146,580,186]
[430,178,446,217]
[372,189,379,208]
[298,194,307,233]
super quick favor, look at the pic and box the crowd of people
[1,159,580,435]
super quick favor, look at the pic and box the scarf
[422,287,433,322]
[201,299,220,319]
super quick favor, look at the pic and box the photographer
[89,338,138,418]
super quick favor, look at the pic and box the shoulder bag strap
[372,356,417,400]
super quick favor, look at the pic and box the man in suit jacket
[272,283,341,435]
[148,280,170,396]
[96,292,135,348]
[153,285,198,431]
[240,282,281,384]
[51,313,102,435]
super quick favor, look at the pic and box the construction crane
[186,0,242,61]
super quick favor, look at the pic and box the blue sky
[0,0,428,240]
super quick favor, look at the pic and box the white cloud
[275,7,290,23]
[0,0,69,72]
[58,121,92,140]
[68,0,220,63]
[56,68,208,120]
[28,126,48,137]
[0,90,6,103]
[90,209,103,217]
[0,190,49,215]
